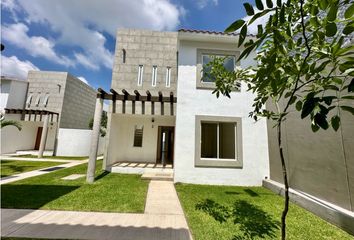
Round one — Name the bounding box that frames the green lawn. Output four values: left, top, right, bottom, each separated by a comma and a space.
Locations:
1, 161, 149, 213
1, 160, 62, 178
15, 155, 88, 160
175, 183, 354, 240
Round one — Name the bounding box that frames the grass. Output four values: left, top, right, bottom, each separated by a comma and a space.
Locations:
175, 183, 354, 240
1, 160, 62, 178
15, 154, 88, 160
1, 160, 149, 213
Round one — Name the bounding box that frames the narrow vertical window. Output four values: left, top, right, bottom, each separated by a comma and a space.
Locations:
35, 93, 41, 107
133, 125, 144, 147
152, 65, 157, 87
137, 65, 143, 86
43, 93, 50, 107
26, 93, 33, 107
122, 49, 126, 63
165, 67, 171, 87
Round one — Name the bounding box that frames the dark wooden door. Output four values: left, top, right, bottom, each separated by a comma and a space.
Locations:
34, 127, 43, 150
156, 126, 175, 166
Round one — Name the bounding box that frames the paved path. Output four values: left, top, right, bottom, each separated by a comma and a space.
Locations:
0, 156, 75, 163
1, 181, 192, 240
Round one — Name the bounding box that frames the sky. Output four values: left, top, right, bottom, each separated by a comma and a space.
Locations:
1, 0, 252, 91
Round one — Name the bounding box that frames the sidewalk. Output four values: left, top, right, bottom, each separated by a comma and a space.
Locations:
1, 181, 192, 240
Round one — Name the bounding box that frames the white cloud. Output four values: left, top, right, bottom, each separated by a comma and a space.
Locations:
1, 55, 39, 80
196, 0, 218, 9
1, 23, 74, 67
77, 76, 89, 85
7, 0, 183, 71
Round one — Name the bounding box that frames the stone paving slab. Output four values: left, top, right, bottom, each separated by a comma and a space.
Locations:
61, 174, 86, 180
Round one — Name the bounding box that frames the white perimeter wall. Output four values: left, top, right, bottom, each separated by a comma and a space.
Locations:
56, 128, 105, 156
106, 114, 175, 166
174, 40, 269, 186
1, 114, 56, 154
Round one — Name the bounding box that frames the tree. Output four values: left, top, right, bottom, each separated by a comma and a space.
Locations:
208, 0, 354, 239
89, 111, 107, 137
0, 113, 22, 131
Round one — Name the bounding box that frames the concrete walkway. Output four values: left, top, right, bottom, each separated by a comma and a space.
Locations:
1, 181, 192, 240
1, 156, 75, 163
0, 160, 88, 185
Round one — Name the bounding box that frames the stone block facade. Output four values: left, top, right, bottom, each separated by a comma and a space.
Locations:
26, 71, 96, 129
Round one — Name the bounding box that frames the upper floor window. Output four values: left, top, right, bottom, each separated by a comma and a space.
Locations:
196, 49, 240, 90
137, 65, 144, 86
43, 93, 49, 107
35, 93, 41, 107
122, 49, 126, 63
133, 125, 144, 147
26, 93, 33, 107
152, 65, 157, 87
165, 67, 171, 88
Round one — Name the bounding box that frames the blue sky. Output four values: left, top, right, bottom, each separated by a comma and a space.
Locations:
1, 0, 250, 91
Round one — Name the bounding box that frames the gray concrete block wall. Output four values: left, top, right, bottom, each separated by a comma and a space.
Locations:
111, 29, 178, 97
26, 71, 67, 115
60, 74, 96, 129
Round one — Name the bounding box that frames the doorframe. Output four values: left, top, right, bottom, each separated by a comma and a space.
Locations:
156, 126, 175, 166
34, 127, 43, 150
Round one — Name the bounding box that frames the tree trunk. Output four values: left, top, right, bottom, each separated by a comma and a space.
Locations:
277, 120, 289, 240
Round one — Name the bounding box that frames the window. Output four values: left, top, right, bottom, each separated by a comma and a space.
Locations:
152, 65, 157, 87
196, 49, 240, 90
133, 125, 144, 147
122, 49, 126, 63
202, 55, 235, 83
165, 67, 171, 87
43, 93, 50, 107
137, 65, 144, 86
195, 115, 242, 168
35, 93, 41, 107
26, 94, 33, 107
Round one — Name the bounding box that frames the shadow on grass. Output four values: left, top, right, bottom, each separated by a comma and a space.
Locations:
1, 185, 80, 209
243, 188, 259, 197
95, 171, 110, 181
196, 199, 279, 240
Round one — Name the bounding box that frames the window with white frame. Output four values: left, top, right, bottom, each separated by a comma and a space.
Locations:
43, 93, 50, 107
152, 65, 157, 87
165, 67, 171, 87
133, 125, 144, 147
26, 93, 33, 107
35, 93, 41, 107
195, 115, 242, 168
137, 65, 144, 86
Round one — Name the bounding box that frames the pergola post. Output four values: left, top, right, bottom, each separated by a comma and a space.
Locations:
86, 97, 104, 183
38, 113, 49, 158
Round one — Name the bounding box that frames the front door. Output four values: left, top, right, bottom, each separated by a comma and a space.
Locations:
156, 126, 174, 166
34, 127, 43, 150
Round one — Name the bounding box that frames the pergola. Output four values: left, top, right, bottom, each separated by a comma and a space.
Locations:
4, 108, 59, 158
86, 88, 177, 183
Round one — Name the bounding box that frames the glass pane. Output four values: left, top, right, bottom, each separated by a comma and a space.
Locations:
223, 56, 235, 71
201, 123, 217, 158
219, 122, 236, 159
202, 55, 214, 82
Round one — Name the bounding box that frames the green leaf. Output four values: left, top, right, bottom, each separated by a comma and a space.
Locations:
257, 24, 263, 37
238, 24, 247, 47
311, 123, 320, 132
225, 19, 245, 32
331, 115, 340, 131
326, 22, 337, 37
266, 0, 273, 8
301, 97, 317, 119
244, 3, 254, 16
296, 100, 303, 111
343, 24, 354, 35
341, 106, 354, 115
314, 113, 329, 130
255, 0, 264, 10
327, 5, 338, 22
342, 95, 354, 100
277, 0, 282, 7
249, 9, 273, 25
319, 0, 328, 10
280, 5, 285, 23
345, 3, 354, 19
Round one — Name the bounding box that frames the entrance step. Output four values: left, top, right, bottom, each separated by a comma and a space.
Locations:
141, 172, 173, 181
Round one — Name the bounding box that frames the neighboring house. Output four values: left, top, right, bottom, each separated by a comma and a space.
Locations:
98, 28, 269, 186
1, 71, 98, 156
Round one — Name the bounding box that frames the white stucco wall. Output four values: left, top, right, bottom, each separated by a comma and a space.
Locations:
174, 40, 269, 186
0, 114, 56, 154
56, 128, 105, 156
0, 79, 28, 110
106, 114, 175, 166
